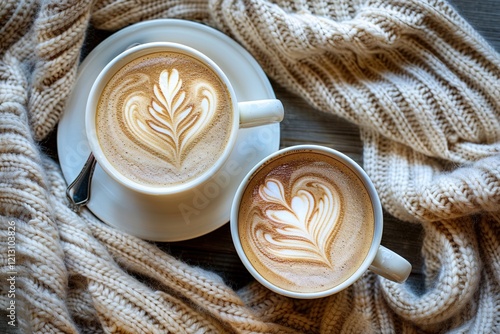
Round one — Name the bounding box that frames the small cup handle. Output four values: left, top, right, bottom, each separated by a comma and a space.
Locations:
238, 100, 284, 128
369, 245, 412, 283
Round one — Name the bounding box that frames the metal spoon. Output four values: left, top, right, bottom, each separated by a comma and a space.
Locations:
66, 153, 97, 212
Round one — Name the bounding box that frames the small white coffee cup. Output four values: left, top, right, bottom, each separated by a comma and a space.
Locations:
86, 42, 283, 196
230, 145, 412, 299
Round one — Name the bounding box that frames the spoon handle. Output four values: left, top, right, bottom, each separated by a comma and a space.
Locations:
66, 153, 97, 212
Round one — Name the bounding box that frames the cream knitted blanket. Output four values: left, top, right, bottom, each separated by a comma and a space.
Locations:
1, 0, 499, 333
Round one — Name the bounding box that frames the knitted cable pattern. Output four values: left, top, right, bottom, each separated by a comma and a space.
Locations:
1, 0, 499, 333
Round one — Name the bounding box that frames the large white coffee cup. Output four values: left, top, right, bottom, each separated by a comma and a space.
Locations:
86, 42, 283, 196
231, 145, 412, 299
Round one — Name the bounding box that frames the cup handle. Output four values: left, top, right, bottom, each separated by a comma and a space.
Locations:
369, 245, 412, 283
238, 100, 284, 128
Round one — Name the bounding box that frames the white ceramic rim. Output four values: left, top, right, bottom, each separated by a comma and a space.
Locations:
58, 18, 280, 241
230, 144, 384, 299
85, 42, 240, 196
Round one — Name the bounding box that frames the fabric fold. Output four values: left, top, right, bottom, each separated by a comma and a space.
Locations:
1, 0, 499, 333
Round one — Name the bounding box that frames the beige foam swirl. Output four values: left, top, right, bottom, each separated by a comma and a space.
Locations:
252, 177, 343, 267
123, 68, 216, 168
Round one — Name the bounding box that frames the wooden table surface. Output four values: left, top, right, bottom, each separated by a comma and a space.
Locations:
3, 1, 497, 332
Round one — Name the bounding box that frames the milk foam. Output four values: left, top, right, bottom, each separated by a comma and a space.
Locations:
238, 152, 374, 293
95, 52, 233, 187
256, 177, 341, 267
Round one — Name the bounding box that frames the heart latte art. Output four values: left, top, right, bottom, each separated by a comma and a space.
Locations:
255, 177, 342, 268
238, 151, 374, 293
96, 51, 233, 187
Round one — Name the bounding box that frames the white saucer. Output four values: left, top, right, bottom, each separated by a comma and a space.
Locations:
57, 19, 280, 241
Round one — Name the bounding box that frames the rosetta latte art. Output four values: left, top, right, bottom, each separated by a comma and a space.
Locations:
124, 69, 216, 168
254, 177, 342, 267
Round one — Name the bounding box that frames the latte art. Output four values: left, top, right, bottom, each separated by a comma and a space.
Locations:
238, 151, 374, 293
124, 69, 217, 168
95, 51, 233, 187
254, 177, 342, 268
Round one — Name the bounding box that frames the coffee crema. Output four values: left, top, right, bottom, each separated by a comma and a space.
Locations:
238, 151, 374, 293
95, 51, 233, 187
